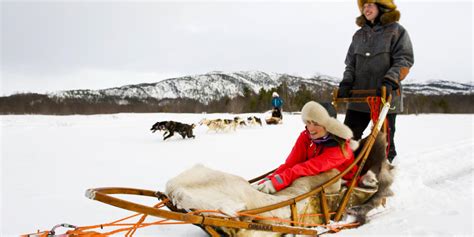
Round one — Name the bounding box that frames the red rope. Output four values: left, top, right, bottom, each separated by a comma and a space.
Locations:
367, 96, 390, 158
367, 97, 381, 124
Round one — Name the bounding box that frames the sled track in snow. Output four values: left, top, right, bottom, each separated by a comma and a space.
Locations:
399, 138, 472, 187
424, 166, 474, 187
402, 138, 472, 165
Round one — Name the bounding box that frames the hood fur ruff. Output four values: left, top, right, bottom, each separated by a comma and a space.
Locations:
301, 101, 353, 140
356, 9, 400, 27
356, 0, 400, 27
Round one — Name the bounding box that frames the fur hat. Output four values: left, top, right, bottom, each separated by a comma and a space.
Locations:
357, 0, 396, 11
356, 0, 400, 27
272, 92, 279, 97
301, 101, 353, 140
319, 102, 337, 119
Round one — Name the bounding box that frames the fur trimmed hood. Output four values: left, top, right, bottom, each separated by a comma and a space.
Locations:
301, 101, 353, 140
356, 0, 400, 27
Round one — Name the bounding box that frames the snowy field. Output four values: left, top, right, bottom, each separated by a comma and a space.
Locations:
1, 112, 473, 236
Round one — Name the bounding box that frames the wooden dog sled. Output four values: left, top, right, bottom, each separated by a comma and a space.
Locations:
265, 116, 282, 125
23, 89, 391, 237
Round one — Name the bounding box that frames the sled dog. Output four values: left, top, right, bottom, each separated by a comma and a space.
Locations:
199, 118, 238, 132
246, 116, 262, 126
150, 121, 196, 140
234, 117, 247, 127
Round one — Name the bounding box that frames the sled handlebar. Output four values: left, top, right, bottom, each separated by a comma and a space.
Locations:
332, 87, 392, 111
332, 87, 391, 102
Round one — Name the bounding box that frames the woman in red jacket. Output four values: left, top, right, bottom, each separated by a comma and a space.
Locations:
253, 101, 358, 194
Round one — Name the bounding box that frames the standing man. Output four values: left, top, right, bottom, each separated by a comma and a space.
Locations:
338, 0, 414, 163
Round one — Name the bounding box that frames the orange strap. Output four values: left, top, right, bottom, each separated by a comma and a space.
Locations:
63, 200, 186, 236
28, 198, 359, 236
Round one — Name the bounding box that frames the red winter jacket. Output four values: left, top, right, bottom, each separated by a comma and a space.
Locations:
269, 130, 358, 191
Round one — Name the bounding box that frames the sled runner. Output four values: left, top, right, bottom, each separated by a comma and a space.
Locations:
23, 88, 391, 237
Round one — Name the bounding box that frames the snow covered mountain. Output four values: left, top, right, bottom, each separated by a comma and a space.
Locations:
49, 71, 472, 104
403, 80, 473, 95
49, 71, 337, 104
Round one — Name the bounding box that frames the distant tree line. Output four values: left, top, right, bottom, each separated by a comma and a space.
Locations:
403, 94, 474, 114
1, 83, 472, 115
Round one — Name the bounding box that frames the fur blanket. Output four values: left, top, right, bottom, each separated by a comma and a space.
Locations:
165, 164, 340, 219
348, 132, 395, 224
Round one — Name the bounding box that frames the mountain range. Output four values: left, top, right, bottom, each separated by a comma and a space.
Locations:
50, 71, 472, 104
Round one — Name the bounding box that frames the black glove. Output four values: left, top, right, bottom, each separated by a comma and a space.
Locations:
338, 82, 352, 98
380, 78, 399, 97
381, 83, 392, 97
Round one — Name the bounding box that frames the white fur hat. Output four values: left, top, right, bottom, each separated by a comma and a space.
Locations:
272, 92, 279, 97
301, 101, 353, 140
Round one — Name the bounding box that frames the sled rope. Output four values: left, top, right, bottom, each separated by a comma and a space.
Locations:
367, 96, 384, 124
30, 202, 358, 236
57, 200, 189, 237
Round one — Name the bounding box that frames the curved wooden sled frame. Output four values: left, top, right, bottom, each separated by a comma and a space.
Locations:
86, 88, 391, 236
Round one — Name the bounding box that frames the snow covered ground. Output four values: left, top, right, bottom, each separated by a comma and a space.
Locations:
1, 112, 473, 236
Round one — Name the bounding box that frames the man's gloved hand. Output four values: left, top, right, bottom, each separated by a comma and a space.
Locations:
252, 180, 276, 194
338, 82, 352, 98
381, 83, 392, 97
380, 78, 399, 97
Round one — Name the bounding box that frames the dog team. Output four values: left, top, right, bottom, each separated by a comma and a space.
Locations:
150, 116, 263, 141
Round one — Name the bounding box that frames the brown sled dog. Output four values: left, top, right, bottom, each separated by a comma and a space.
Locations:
348, 132, 395, 224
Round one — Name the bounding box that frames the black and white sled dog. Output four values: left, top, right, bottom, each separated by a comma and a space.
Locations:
348, 132, 395, 224
234, 116, 247, 127
199, 118, 239, 132
246, 116, 262, 126
150, 121, 196, 141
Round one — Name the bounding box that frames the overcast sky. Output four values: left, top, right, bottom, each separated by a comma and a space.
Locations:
1, 0, 473, 95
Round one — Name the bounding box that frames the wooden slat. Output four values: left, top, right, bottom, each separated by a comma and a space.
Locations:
320, 190, 330, 224
290, 203, 298, 226
247, 168, 276, 183
204, 226, 220, 237
351, 89, 377, 95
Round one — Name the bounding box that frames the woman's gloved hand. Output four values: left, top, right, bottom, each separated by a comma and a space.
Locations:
251, 179, 276, 194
